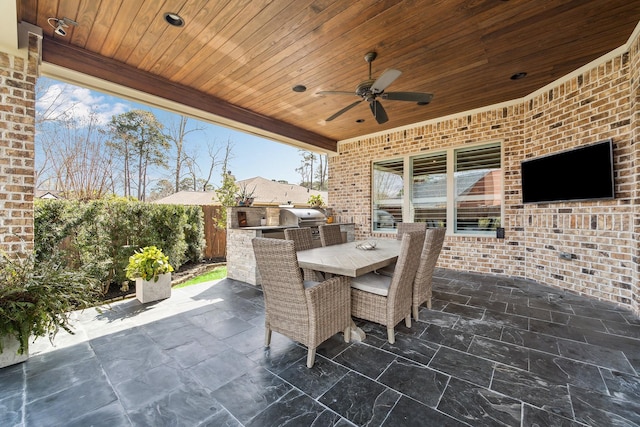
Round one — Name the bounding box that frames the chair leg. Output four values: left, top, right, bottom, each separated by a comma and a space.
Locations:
387, 327, 395, 344
405, 315, 411, 328
344, 326, 351, 343
412, 304, 419, 321
427, 298, 432, 309
306, 348, 316, 368
264, 327, 272, 346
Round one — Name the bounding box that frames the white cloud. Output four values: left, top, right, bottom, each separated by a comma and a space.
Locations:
36, 81, 129, 126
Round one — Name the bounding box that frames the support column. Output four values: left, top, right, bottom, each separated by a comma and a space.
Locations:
629, 30, 640, 316
0, 33, 39, 254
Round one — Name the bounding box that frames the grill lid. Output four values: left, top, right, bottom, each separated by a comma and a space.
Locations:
279, 208, 327, 226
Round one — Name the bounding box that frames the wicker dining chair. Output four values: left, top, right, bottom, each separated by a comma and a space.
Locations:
350, 230, 425, 344
319, 223, 343, 247
252, 237, 351, 368
412, 227, 446, 320
284, 227, 324, 281
376, 222, 428, 276
395, 222, 427, 240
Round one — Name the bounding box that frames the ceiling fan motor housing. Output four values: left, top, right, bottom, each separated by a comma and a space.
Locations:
356, 79, 377, 99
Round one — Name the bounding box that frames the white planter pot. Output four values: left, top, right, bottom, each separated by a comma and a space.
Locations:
0, 335, 28, 368
136, 272, 172, 303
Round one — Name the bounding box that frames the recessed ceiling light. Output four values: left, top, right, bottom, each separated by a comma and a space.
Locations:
164, 13, 184, 27
292, 85, 307, 92
510, 72, 527, 80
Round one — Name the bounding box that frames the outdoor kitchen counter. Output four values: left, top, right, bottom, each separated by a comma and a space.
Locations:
238, 225, 293, 230
226, 222, 355, 286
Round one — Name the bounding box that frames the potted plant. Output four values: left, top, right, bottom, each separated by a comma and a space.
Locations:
308, 194, 324, 209
0, 251, 101, 368
235, 183, 256, 206
125, 246, 174, 303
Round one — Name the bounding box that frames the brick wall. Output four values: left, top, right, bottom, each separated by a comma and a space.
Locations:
522, 51, 635, 311
0, 35, 38, 254
629, 31, 640, 315
331, 33, 639, 314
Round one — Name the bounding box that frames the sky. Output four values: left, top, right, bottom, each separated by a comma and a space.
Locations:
35, 77, 309, 188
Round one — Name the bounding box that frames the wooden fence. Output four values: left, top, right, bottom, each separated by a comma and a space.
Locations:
201, 205, 227, 259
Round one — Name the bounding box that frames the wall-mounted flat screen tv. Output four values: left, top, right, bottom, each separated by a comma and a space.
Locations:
521, 139, 614, 204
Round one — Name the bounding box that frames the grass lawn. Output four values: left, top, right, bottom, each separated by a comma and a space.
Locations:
174, 266, 227, 289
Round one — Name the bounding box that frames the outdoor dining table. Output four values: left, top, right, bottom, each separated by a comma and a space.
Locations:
296, 238, 403, 278
296, 238, 403, 341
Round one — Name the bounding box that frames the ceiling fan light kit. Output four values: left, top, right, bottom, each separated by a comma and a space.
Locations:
318, 52, 434, 124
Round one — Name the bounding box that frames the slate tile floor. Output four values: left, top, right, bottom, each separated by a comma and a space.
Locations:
1, 269, 639, 426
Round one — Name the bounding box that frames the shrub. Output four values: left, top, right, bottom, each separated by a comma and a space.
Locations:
34, 198, 205, 294
184, 206, 205, 263
0, 251, 102, 355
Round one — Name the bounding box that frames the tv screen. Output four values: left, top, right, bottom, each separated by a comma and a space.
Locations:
521, 140, 614, 204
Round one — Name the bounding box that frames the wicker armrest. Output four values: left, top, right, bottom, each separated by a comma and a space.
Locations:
305, 275, 351, 330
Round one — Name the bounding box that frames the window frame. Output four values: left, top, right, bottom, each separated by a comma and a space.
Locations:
371, 140, 503, 236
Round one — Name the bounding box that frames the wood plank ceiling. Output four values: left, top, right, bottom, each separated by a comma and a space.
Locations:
18, 0, 640, 152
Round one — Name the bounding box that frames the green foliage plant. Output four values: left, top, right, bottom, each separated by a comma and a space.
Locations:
235, 182, 256, 206
0, 251, 102, 355
125, 246, 174, 282
308, 194, 324, 207
215, 171, 239, 228
184, 206, 205, 263
35, 198, 204, 290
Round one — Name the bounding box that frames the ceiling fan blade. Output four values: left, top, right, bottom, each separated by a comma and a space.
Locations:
371, 69, 402, 94
381, 92, 434, 103
370, 100, 389, 124
326, 100, 362, 121
316, 91, 355, 96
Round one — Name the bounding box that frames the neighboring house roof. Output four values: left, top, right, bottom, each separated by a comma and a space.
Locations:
35, 190, 61, 199
237, 176, 327, 206
152, 177, 327, 207
152, 191, 219, 206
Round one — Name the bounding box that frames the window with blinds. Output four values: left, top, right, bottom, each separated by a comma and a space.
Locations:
373, 159, 403, 231
454, 143, 502, 234
412, 152, 447, 228
371, 141, 502, 235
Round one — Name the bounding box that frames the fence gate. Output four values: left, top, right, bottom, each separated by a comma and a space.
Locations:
201, 205, 226, 259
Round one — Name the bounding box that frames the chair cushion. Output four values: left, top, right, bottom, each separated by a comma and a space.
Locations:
375, 263, 396, 277
350, 272, 391, 296
303, 280, 321, 289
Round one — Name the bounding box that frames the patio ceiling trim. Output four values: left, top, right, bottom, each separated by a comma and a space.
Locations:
40, 37, 337, 153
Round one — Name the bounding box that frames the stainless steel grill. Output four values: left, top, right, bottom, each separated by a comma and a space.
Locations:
279, 208, 327, 245
279, 208, 327, 228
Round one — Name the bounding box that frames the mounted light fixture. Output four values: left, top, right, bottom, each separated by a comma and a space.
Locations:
164, 13, 185, 27
510, 72, 527, 80
47, 17, 78, 37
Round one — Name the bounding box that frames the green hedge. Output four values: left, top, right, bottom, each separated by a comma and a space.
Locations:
34, 198, 205, 293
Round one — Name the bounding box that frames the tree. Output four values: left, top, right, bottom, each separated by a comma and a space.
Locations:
315, 154, 328, 191
165, 116, 205, 193
106, 110, 170, 201
35, 81, 115, 200
214, 141, 237, 228
296, 150, 328, 190
199, 138, 226, 191
148, 179, 175, 201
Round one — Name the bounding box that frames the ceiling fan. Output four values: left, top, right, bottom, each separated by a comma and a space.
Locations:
317, 52, 433, 124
